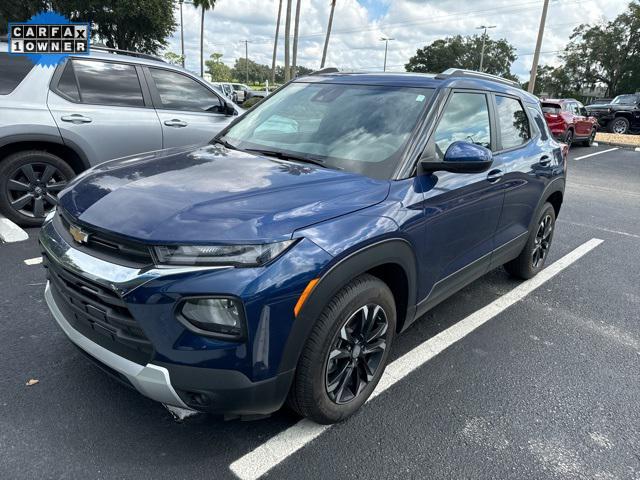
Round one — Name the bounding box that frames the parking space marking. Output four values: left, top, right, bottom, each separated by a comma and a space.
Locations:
559, 220, 640, 240
0, 216, 29, 243
574, 147, 618, 161
24, 257, 43, 265
229, 238, 604, 480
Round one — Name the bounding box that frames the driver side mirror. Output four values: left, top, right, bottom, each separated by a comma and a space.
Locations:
420, 141, 493, 174
223, 100, 238, 116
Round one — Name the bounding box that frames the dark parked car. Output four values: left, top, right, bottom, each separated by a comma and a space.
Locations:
586, 93, 640, 134
40, 69, 566, 424
541, 99, 598, 147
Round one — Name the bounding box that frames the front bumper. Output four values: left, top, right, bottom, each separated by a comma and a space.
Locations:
45, 281, 190, 409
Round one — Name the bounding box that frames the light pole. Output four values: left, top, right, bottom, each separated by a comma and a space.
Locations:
380, 37, 394, 72
476, 25, 496, 72
528, 0, 550, 93
241, 40, 252, 84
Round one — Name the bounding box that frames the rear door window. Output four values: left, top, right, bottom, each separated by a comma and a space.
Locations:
541, 103, 561, 115
71, 59, 145, 107
495, 95, 531, 150
0, 53, 35, 94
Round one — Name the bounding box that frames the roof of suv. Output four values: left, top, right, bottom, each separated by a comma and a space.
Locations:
296, 70, 538, 105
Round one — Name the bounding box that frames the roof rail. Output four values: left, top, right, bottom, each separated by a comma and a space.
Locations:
90, 45, 166, 63
311, 67, 340, 75
436, 68, 520, 88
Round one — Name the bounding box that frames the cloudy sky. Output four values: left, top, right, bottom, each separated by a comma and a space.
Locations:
166, 0, 631, 81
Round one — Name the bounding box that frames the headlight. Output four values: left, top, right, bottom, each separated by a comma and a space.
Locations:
178, 297, 245, 339
153, 240, 296, 267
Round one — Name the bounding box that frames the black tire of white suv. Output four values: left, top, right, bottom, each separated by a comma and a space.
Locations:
0, 150, 75, 227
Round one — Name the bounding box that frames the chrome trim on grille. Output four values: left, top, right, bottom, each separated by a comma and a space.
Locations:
39, 217, 230, 296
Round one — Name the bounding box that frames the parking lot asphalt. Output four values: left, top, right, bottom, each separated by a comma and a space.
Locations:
1, 145, 639, 480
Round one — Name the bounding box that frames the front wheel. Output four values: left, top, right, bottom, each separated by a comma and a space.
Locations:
287, 274, 396, 424
609, 117, 630, 135
505, 203, 556, 280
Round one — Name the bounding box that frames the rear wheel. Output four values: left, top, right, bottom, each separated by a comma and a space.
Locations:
564, 129, 574, 148
609, 117, 630, 135
581, 128, 597, 147
287, 274, 396, 424
505, 203, 556, 280
0, 151, 74, 227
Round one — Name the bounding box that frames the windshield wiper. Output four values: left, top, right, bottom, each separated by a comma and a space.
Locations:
212, 137, 238, 150
244, 148, 326, 168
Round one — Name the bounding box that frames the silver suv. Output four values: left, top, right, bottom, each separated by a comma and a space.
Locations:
0, 45, 241, 226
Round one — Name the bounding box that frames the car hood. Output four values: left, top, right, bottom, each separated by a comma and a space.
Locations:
587, 103, 634, 111
57, 145, 390, 244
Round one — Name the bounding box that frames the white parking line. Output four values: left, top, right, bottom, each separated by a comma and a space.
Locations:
229, 238, 604, 480
24, 257, 43, 265
574, 147, 618, 161
0, 216, 28, 243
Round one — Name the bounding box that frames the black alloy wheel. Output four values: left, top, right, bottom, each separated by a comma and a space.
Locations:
565, 129, 573, 148
6, 162, 68, 219
325, 304, 389, 405
532, 213, 553, 269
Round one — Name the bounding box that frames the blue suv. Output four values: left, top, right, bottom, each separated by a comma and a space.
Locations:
40, 69, 566, 424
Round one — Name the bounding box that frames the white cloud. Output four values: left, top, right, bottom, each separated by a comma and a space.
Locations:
165, 0, 630, 80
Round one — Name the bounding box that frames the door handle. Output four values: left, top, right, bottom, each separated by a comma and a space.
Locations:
61, 114, 92, 124
486, 169, 503, 183
164, 119, 188, 128
539, 155, 551, 166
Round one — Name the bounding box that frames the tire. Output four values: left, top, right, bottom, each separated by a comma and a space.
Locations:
287, 273, 396, 424
580, 128, 597, 147
504, 203, 556, 280
609, 117, 630, 135
0, 150, 75, 227
564, 129, 574, 148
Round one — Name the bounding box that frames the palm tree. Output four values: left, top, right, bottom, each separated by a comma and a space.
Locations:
193, 0, 217, 77
291, 0, 302, 78
284, 0, 292, 82
271, 0, 283, 84
320, 0, 336, 68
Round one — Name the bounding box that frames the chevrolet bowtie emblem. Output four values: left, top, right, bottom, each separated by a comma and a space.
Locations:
69, 224, 89, 244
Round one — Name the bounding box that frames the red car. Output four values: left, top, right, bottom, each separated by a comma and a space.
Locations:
541, 99, 599, 147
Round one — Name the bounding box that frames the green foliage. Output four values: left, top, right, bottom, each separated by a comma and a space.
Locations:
163, 51, 184, 65
561, 2, 640, 96
522, 65, 578, 98
1, 0, 176, 54
405, 34, 518, 79
206, 53, 233, 81
231, 58, 272, 84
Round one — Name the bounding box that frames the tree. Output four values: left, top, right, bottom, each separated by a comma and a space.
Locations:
291, 0, 301, 78
1, 0, 176, 54
205, 53, 232, 81
193, 0, 217, 77
320, 0, 336, 68
522, 65, 577, 97
560, 2, 640, 96
0, 1, 48, 35
271, 0, 283, 84
405, 34, 517, 80
163, 51, 184, 65
284, 0, 292, 82
231, 58, 270, 84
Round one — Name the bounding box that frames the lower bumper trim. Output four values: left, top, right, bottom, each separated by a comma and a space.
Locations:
45, 282, 191, 410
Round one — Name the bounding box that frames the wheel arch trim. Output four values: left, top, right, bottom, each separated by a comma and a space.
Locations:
277, 238, 418, 374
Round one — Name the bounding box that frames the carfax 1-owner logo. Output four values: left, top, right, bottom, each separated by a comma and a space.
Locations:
7, 12, 90, 67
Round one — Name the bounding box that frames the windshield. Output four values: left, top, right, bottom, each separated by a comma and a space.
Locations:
220, 82, 435, 179
611, 94, 639, 105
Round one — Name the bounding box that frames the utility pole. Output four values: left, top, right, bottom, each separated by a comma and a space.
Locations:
380, 37, 394, 72
241, 40, 251, 84
179, 0, 185, 66
476, 25, 496, 72
528, 0, 550, 93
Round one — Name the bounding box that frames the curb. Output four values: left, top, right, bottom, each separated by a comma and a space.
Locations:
594, 140, 640, 150
0, 216, 29, 243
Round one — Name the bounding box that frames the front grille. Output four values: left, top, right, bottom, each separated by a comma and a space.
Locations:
57, 210, 154, 267
43, 253, 153, 365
